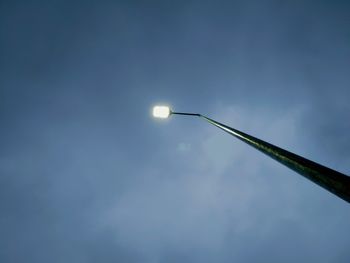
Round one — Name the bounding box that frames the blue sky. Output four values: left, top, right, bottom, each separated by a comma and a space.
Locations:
1, 1, 350, 262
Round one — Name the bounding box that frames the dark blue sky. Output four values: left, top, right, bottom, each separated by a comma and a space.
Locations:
1, 1, 350, 262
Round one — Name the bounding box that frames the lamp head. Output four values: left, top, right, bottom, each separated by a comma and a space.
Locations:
153, 105, 171, 119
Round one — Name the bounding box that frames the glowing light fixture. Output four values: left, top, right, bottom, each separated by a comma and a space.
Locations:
153, 106, 171, 118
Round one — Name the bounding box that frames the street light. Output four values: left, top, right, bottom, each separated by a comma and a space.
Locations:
152, 105, 350, 203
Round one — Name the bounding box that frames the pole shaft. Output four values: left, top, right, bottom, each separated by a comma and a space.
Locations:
201, 115, 350, 203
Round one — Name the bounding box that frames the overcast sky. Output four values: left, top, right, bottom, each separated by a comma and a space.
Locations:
1, 1, 350, 262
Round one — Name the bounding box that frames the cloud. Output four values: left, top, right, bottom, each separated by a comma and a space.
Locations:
176, 142, 192, 153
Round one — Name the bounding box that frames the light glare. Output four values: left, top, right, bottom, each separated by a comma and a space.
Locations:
153, 106, 171, 118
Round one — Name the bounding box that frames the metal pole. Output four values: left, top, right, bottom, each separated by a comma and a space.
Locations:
171, 112, 350, 203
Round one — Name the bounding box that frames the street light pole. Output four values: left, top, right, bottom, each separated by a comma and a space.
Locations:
154, 106, 350, 203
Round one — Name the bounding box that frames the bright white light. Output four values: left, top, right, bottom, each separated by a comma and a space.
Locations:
153, 106, 171, 118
